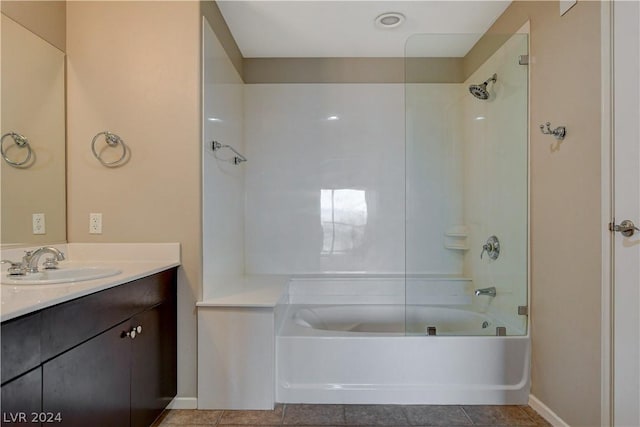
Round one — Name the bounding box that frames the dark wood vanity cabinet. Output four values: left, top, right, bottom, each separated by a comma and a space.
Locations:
1, 268, 177, 427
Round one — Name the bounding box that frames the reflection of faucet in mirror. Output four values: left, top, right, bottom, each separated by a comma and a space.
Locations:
25, 247, 65, 273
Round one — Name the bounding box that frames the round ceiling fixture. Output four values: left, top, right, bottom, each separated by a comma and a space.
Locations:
375, 12, 405, 29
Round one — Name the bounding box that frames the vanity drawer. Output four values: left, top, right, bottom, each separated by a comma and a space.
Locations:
40, 269, 176, 360
1, 312, 42, 384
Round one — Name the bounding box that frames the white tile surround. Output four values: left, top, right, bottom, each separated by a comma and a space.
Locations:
244, 84, 408, 275
205, 74, 527, 316
202, 19, 245, 299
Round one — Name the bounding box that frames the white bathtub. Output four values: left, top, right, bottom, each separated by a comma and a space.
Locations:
291, 304, 502, 336
276, 280, 530, 405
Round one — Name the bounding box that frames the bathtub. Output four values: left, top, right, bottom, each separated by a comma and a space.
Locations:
276, 277, 530, 405
291, 304, 503, 335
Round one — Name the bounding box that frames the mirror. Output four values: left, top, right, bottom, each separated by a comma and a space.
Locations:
1, 13, 66, 245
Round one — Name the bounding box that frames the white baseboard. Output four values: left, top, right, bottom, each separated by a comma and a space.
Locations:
529, 394, 570, 427
167, 397, 198, 410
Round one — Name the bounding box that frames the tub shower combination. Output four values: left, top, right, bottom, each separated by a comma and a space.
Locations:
199, 27, 530, 408
276, 276, 530, 405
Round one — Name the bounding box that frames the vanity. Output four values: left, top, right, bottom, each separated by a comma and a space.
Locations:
0, 243, 180, 427
1, 6, 180, 426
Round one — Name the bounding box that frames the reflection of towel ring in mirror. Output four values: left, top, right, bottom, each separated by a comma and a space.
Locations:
1, 132, 33, 167
91, 131, 128, 167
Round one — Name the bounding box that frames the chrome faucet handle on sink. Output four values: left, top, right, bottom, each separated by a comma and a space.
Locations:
1, 259, 27, 276
42, 257, 61, 270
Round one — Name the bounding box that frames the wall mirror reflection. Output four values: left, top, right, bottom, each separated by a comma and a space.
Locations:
1, 12, 66, 245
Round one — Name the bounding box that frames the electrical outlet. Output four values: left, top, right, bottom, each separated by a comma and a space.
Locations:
89, 213, 102, 234
32, 213, 46, 234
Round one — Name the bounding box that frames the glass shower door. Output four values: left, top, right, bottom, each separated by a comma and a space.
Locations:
404, 32, 529, 336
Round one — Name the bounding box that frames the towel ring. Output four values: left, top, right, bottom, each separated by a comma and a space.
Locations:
91, 131, 128, 167
1, 132, 33, 167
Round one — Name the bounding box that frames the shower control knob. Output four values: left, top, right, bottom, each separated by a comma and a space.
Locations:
481, 235, 500, 260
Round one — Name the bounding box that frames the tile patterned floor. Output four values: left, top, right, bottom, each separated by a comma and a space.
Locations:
152, 404, 551, 427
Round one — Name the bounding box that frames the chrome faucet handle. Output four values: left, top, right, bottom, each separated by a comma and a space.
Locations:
1, 260, 27, 276
480, 243, 489, 259
42, 257, 60, 270
480, 236, 500, 260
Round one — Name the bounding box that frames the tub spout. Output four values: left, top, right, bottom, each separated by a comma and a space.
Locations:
474, 286, 496, 297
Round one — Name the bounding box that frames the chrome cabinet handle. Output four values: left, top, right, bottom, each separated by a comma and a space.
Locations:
610, 219, 640, 237
123, 325, 142, 340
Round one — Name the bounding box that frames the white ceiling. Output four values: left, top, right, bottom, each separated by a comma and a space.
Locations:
217, 1, 512, 58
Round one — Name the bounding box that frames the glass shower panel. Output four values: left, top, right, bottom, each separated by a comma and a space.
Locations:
404, 33, 529, 336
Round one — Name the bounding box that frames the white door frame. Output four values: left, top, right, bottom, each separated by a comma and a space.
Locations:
600, 1, 612, 425
605, 1, 640, 425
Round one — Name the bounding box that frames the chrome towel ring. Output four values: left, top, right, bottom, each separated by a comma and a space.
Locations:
1, 132, 33, 167
91, 131, 128, 167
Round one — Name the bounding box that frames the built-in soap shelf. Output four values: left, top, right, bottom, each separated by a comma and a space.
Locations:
444, 225, 469, 250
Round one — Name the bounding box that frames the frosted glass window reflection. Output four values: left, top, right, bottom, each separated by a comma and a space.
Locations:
321, 189, 368, 254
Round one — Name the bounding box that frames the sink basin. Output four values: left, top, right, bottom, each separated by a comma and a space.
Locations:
1, 267, 122, 285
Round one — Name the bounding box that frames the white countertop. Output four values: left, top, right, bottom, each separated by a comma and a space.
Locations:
1, 243, 180, 322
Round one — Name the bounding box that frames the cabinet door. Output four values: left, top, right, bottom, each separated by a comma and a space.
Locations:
1, 313, 41, 385
130, 298, 177, 427
1, 368, 42, 427
42, 321, 131, 427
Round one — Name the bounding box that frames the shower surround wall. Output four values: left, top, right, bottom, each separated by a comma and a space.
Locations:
243, 84, 410, 275
231, 79, 524, 280
405, 84, 465, 277
202, 18, 245, 298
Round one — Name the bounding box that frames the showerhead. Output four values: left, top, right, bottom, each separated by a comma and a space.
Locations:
469, 73, 497, 100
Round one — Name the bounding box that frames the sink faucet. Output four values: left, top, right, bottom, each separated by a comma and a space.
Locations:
474, 286, 497, 297
26, 247, 65, 273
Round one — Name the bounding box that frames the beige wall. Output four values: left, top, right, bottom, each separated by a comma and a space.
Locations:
201, 0, 243, 78
482, 2, 602, 425
244, 57, 466, 84
0, 1, 65, 52
66, 1, 201, 398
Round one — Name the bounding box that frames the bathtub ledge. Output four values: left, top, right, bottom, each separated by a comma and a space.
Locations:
197, 275, 288, 308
